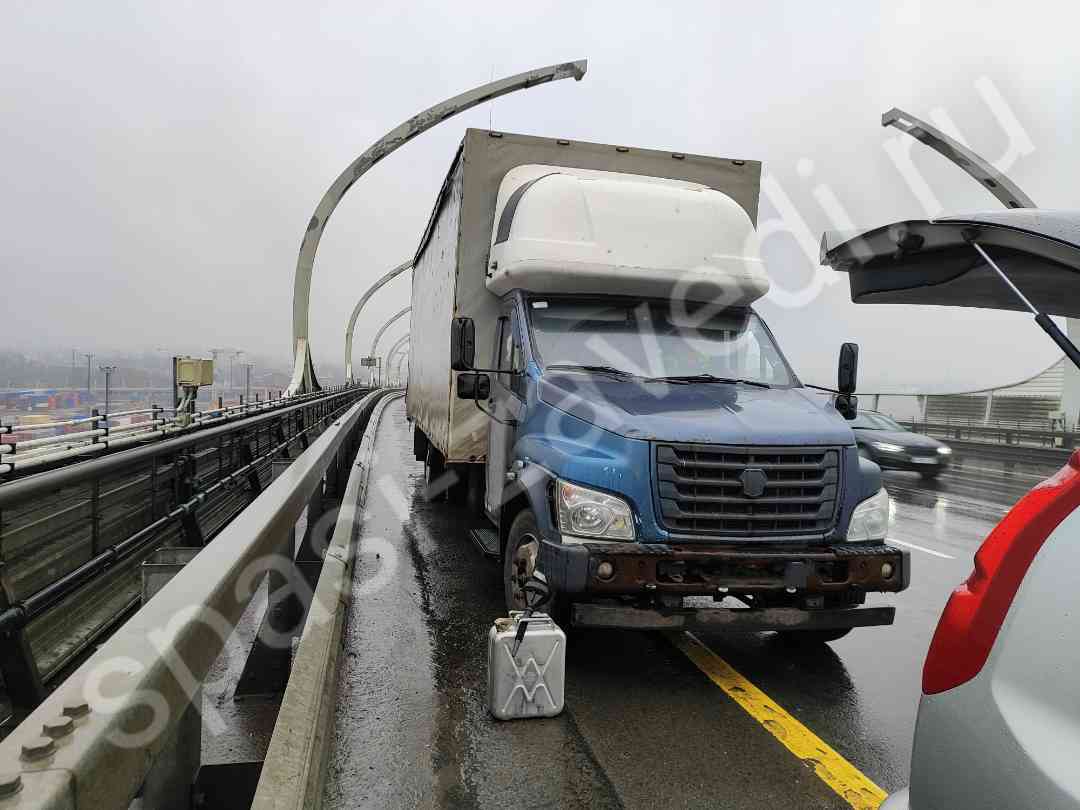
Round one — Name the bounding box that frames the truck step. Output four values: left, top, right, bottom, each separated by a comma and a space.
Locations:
470, 528, 500, 559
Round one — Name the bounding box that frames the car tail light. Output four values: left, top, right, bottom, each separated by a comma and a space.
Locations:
923, 450, 1080, 695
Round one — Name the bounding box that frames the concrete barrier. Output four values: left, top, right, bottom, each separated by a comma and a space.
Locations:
0, 389, 391, 809
251, 392, 402, 810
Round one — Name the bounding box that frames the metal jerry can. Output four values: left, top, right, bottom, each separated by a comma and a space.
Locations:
486, 611, 566, 720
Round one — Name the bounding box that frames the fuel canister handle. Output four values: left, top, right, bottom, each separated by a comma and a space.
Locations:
511, 571, 553, 657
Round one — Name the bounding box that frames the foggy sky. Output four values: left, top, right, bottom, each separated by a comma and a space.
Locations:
3, 0, 1078, 392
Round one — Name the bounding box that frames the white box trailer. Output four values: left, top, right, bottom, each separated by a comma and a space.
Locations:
406, 128, 762, 464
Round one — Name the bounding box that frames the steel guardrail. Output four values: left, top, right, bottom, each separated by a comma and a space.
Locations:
0, 390, 365, 636
0, 386, 366, 491
0, 386, 371, 713
902, 419, 1077, 452
251, 391, 401, 810
898, 419, 1075, 468
0, 388, 393, 808
941, 438, 1070, 469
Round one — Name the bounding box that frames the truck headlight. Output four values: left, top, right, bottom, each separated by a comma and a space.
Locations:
871, 441, 904, 453
556, 480, 634, 540
846, 487, 890, 542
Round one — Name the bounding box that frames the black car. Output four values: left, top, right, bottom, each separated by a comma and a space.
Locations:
851, 411, 952, 479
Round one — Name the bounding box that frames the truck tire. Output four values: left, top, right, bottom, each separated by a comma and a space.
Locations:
466, 464, 485, 515
776, 628, 852, 645
438, 463, 473, 506
413, 426, 429, 462
425, 445, 446, 499
503, 510, 570, 626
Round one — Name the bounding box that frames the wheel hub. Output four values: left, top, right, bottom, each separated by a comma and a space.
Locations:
511, 533, 539, 609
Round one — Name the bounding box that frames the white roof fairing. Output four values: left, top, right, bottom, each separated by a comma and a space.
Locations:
486, 165, 770, 305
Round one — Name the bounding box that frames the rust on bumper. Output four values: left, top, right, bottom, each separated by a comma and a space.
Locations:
539, 540, 909, 596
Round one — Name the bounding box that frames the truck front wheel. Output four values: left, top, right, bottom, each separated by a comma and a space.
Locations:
503, 510, 569, 625
504, 510, 541, 612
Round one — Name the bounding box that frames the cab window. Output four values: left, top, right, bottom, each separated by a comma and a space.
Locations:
497, 312, 526, 397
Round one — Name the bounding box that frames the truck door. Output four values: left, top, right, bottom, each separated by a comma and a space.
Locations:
485, 304, 526, 520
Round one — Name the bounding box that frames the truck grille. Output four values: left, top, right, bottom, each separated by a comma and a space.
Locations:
655, 444, 841, 537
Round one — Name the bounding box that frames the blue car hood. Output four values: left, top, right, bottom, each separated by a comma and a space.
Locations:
538, 372, 855, 446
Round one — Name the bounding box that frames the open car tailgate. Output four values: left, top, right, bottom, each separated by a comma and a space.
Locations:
821, 210, 1080, 318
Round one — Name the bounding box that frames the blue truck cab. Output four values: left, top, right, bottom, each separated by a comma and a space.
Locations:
406, 130, 908, 639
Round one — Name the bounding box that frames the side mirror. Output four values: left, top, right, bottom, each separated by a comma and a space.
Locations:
450, 317, 476, 372
838, 342, 858, 394
836, 393, 858, 420
836, 342, 859, 420
456, 372, 490, 401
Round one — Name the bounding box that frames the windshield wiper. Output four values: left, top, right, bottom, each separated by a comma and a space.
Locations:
545, 364, 638, 379
645, 373, 771, 388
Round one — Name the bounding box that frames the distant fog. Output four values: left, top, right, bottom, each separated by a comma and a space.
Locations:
3, 1, 1076, 393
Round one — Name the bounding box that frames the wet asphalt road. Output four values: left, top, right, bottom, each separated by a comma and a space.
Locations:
324, 401, 1061, 809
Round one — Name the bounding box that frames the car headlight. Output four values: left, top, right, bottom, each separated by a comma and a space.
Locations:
846, 487, 890, 542
937, 446, 952, 455
871, 441, 904, 453
556, 479, 634, 540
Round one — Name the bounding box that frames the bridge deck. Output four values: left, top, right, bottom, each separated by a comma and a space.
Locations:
322, 398, 1055, 809
0, 393, 1055, 808
327, 399, 985, 808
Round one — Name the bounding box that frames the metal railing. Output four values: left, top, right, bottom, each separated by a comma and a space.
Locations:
0, 387, 355, 478
0, 388, 392, 808
902, 419, 1077, 450
0, 386, 369, 717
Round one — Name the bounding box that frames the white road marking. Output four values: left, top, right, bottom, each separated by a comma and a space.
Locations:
888, 538, 955, 559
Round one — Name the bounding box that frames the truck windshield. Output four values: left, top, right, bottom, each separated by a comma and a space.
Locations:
527, 298, 796, 387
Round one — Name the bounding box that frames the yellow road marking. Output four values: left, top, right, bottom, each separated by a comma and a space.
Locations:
671, 631, 888, 810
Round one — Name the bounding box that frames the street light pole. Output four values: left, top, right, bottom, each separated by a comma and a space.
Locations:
384, 334, 410, 389
370, 306, 411, 361
98, 366, 117, 420
230, 350, 244, 400
82, 353, 93, 400
288, 59, 588, 396
344, 260, 412, 383
209, 348, 226, 403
